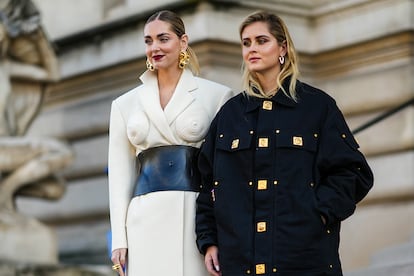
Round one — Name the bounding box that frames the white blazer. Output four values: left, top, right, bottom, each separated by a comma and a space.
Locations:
108, 68, 233, 250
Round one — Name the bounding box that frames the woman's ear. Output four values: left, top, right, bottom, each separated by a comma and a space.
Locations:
280, 40, 287, 56
180, 34, 189, 51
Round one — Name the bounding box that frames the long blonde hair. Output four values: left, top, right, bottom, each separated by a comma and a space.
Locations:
240, 11, 299, 100
146, 10, 200, 75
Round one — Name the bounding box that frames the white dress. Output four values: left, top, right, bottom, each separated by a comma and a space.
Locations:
108, 69, 233, 275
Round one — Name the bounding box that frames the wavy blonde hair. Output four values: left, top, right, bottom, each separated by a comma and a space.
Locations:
146, 10, 200, 75
240, 11, 299, 100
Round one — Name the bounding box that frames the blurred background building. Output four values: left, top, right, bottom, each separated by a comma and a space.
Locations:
13, 0, 414, 274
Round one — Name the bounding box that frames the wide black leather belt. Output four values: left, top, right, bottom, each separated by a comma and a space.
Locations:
133, 145, 201, 196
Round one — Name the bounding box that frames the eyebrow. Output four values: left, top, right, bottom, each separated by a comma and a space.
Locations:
242, 35, 270, 40
144, 32, 171, 39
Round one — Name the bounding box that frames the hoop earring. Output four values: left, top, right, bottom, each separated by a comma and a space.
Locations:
279, 55, 285, 65
179, 51, 190, 69
146, 58, 154, 71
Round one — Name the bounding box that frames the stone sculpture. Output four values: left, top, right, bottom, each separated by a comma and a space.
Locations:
0, 0, 73, 264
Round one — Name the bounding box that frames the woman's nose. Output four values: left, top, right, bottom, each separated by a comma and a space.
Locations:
151, 42, 160, 51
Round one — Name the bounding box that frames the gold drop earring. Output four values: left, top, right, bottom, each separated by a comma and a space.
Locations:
146, 58, 155, 71
178, 51, 190, 69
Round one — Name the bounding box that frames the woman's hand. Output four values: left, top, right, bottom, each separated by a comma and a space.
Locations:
111, 248, 127, 276
205, 245, 222, 276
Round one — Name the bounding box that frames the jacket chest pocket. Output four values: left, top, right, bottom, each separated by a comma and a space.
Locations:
214, 131, 253, 180
276, 130, 318, 151
275, 130, 318, 164
216, 131, 253, 152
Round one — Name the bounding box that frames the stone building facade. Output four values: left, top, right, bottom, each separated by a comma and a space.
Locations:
15, 0, 414, 274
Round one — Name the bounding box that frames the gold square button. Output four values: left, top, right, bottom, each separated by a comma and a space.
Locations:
256, 264, 265, 274
258, 138, 268, 147
293, 136, 303, 146
258, 180, 267, 190
231, 139, 239, 149
257, 222, 266, 232
262, 100, 273, 110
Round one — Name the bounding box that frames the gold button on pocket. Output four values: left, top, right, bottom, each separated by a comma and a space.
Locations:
231, 139, 239, 149
293, 136, 303, 146
258, 138, 269, 147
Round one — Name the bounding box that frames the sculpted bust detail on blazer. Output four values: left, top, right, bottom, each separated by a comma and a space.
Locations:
116, 68, 232, 153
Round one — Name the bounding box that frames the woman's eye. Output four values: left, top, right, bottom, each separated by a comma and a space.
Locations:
160, 38, 169, 43
242, 41, 251, 47
258, 38, 267, 44
144, 39, 152, 45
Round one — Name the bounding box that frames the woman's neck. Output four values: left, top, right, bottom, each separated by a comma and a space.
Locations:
157, 67, 182, 90
157, 67, 183, 109
256, 68, 280, 96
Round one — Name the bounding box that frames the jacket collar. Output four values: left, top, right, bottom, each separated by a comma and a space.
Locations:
245, 78, 300, 113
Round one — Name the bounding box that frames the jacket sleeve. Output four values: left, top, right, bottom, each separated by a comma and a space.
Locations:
196, 115, 219, 255
108, 100, 136, 251
315, 102, 374, 225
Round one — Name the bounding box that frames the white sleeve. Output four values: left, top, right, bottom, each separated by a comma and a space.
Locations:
108, 100, 136, 250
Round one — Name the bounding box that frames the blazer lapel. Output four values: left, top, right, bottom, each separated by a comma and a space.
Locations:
138, 71, 176, 142
164, 69, 197, 125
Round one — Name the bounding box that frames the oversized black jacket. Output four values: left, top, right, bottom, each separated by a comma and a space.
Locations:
196, 81, 374, 276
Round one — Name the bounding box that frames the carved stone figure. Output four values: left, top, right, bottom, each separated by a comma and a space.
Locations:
0, 0, 73, 264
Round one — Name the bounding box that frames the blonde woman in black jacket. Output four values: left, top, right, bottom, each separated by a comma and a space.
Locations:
196, 11, 373, 276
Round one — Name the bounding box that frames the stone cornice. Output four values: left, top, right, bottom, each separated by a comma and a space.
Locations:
301, 30, 414, 79
43, 39, 241, 106
45, 30, 414, 106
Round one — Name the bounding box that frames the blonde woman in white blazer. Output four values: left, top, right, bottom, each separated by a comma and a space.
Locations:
108, 10, 233, 276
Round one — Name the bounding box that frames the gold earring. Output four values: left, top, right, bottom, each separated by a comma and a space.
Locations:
178, 51, 190, 69
146, 58, 154, 71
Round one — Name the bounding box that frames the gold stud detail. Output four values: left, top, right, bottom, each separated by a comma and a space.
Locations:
219, 134, 224, 138
256, 264, 265, 274
257, 222, 266, 232
214, 181, 219, 186
273, 180, 278, 185
258, 138, 269, 147
231, 139, 239, 149
249, 130, 254, 134
342, 134, 346, 138
275, 129, 280, 134
293, 136, 303, 146
258, 180, 267, 190
262, 100, 273, 110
